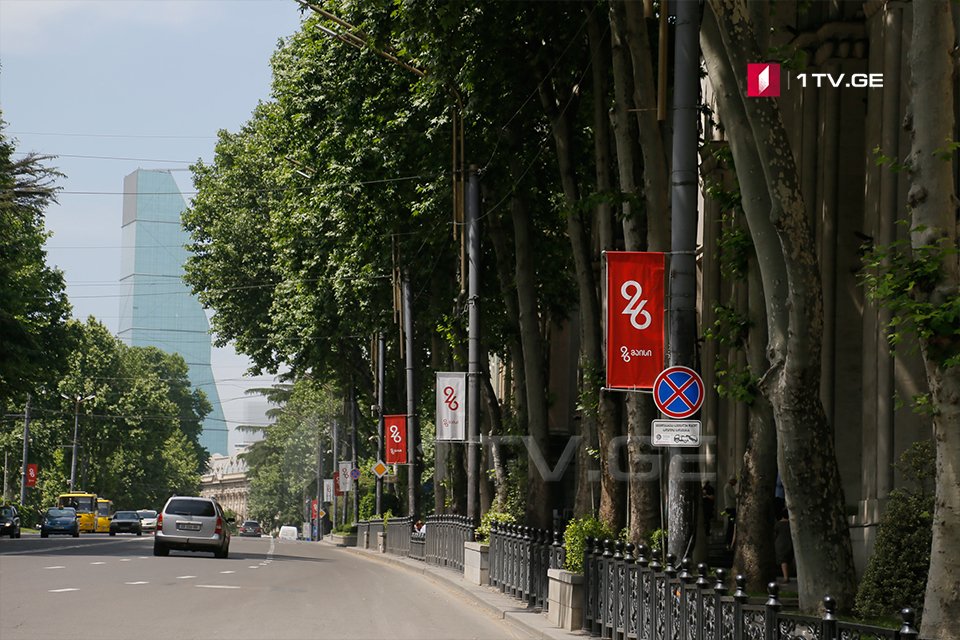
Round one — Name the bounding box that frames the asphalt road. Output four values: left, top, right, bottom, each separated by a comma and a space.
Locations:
0, 534, 529, 640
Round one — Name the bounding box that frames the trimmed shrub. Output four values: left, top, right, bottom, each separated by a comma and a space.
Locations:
563, 516, 616, 574
855, 441, 934, 624
475, 510, 516, 543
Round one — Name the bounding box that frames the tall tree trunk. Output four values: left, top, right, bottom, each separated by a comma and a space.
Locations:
732, 257, 778, 591
907, 3, 960, 636
704, 2, 856, 610
511, 182, 552, 529
609, 0, 662, 542
539, 71, 622, 529
480, 349, 509, 510
621, 0, 670, 252
587, 3, 625, 530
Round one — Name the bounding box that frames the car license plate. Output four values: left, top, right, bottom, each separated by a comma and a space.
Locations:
177, 522, 201, 531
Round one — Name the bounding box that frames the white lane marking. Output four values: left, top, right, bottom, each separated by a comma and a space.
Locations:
176, 575, 196, 579
45, 566, 65, 570
219, 570, 235, 574
120, 558, 131, 562
125, 581, 149, 585
195, 585, 240, 589
248, 566, 259, 569
49, 588, 79, 593
138, 556, 148, 559
90, 561, 106, 565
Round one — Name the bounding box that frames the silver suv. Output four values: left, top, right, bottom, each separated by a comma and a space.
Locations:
153, 496, 233, 558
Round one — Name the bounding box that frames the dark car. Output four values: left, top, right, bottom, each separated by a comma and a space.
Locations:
109, 510, 142, 536
0, 505, 20, 538
238, 520, 262, 537
41, 507, 80, 538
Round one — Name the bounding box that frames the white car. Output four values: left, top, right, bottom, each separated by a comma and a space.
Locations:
278, 525, 298, 541
137, 509, 158, 532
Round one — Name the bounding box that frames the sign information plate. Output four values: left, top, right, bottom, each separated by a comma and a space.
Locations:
652, 420, 701, 447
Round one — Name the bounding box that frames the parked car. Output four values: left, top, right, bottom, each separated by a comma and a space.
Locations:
0, 505, 20, 538
238, 520, 263, 537
153, 496, 233, 558
137, 509, 158, 532
278, 525, 298, 541
109, 511, 142, 536
41, 507, 80, 538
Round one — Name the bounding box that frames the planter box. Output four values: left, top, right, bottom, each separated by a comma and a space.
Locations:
547, 568, 584, 630
463, 541, 489, 585
329, 533, 357, 547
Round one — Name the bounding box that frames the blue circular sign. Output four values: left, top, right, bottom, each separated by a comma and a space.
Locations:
653, 366, 704, 419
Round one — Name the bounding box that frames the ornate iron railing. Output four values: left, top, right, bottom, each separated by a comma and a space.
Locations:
487, 522, 566, 612
579, 537, 920, 640
424, 514, 474, 571
354, 515, 472, 570
385, 515, 414, 556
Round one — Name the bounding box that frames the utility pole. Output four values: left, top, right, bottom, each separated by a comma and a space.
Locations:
402, 274, 420, 518
63, 393, 95, 492
332, 419, 339, 528
667, 0, 701, 560
350, 387, 358, 524
20, 394, 30, 505
466, 166, 480, 523
376, 332, 385, 515
316, 423, 323, 540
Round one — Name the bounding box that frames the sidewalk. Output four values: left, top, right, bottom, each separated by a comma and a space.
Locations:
323, 538, 583, 640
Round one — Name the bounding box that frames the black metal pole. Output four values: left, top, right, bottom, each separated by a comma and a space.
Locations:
466, 166, 480, 522
403, 274, 419, 518
376, 332, 385, 515
667, 0, 700, 560
350, 387, 358, 524
20, 394, 30, 505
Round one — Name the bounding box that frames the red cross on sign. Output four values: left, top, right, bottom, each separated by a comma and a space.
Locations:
653, 366, 704, 419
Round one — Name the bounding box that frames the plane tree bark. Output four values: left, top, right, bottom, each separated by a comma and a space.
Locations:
703, 1, 856, 610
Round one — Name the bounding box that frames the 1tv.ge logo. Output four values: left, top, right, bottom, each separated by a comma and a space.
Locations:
748, 62, 884, 97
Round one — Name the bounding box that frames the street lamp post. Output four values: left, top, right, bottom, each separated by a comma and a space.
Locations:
62, 393, 95, 491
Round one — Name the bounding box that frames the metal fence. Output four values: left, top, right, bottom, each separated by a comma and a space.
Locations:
424, 514, 474, 571
488, 522, 566, 612
580, 537, 920, 640
354, 515, 470, 568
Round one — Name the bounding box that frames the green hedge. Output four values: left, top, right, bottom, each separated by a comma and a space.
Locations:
563, 516, 616, 574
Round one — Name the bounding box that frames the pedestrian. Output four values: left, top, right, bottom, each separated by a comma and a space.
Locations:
774, 473, 786, 514
723, 477, 738, 548
775, 509, 793, 583
701, 481, 716, 535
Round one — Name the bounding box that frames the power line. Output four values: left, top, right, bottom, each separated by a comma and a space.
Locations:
7, 131, 216, 140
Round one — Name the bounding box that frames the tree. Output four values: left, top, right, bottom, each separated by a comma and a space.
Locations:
860, 2, 959, 635
0, 119, 72, 406
701, 1, 857, 609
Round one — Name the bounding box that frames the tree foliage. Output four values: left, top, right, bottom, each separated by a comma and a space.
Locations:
0, 119, 72, 405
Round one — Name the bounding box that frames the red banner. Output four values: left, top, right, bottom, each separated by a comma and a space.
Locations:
384, 414, 408, 464
26, 463, 38, 488
606, 252, 665, 389
333, 473, 343, 496
311, 499, 318, 519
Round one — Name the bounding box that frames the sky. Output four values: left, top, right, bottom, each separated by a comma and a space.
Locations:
0, 0, 306, 453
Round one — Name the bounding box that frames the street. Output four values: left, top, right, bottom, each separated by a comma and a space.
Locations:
0, 535, 529, 640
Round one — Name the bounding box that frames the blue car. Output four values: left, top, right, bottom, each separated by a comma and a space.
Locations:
41, 507, 80, 538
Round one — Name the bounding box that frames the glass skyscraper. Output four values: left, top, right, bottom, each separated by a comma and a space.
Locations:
118, 169, 228, 455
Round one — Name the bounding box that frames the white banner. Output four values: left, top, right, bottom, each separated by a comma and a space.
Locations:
323, 479, 334, 503
436, 372, 466, 441
338, 461, 353, 491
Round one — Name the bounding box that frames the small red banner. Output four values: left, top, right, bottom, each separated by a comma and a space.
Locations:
606, 252, 665, 389
26, 463, 38, 488
333, 473, 342, 496
384, 414, 408, 464
311, 499, 318, 519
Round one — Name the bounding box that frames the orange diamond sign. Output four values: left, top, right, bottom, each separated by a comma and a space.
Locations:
372, 461, 388, 478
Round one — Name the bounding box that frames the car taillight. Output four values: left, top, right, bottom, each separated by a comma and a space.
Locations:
157, 513, 163, 528
215, 516, 223, 535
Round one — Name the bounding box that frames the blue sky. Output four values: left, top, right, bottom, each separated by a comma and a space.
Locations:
1, 0, 306, 450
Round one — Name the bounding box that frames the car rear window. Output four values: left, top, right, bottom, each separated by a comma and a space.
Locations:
165, 499, 216, 517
